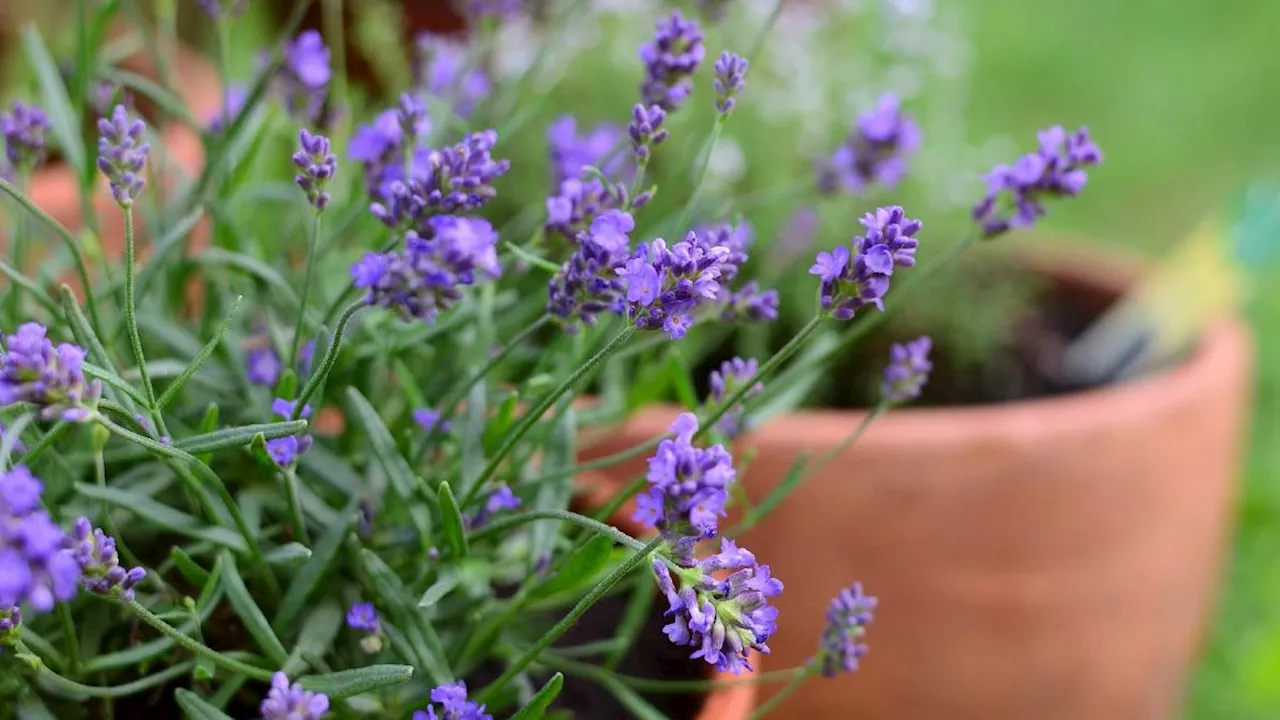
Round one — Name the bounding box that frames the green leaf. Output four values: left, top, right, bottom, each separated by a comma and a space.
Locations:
346, 388, 432, 547
196, 404, 220, 464
74, 483, 248, 552
106, 69, 201, 130
135, 207, 205, 300
417, 570, 461, 610
665, 348, 699, 411
82, 362, 150, 406
532, 535, 614, 599
504, 241, 562, 274
220, 552, 289, 666
265, 542, 312, 568
360, 549, 453, 686
437, 482, 469, 558
0, 258, 59, 316
21, 26, 85, 175
156, 296, 244, 409
509, 673, 564, 720
460, 380, 489, 498
274, 495, 360, 631
483, 390, 519, 455
175, 420, 309, 455
297, 665, 415, 699
284, 601, 343, 677
529, 405, 576, 570
194, 248, 299, 304
589, 672, 673, 720
392, 359, 428, 409
168, 546, 210, 587
175, 689, 235, 720
60, 286, 128, 409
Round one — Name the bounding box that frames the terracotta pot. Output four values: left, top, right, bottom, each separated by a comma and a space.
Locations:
579, 474, 759, 719
580, 248, 1254, 720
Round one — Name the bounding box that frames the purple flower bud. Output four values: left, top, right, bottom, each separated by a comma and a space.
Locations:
260, 672, 330, 720
68, 518, 146, 600
1, 323, 102, 422
413, 408, 452, 435
277, 31, 331, 124
809, 206, 921, 321
547, 115, 630, 184
414, 681, 492, 720
0, 466, 81, 612
470, 485, 522, 529
1, 101, 52, 175
711, 51, 748, 115
882, 336, 932, 403
416, 35, 491, 120
0, 605, 20, 645
96, 105, 150, 207
265, 397, 313, 468
639, 11, 706, 112
346, 601, 381, 633
705, 357, 763, 438
818, 582, 877, 676
294, 129, 338, 211
628, 104, 669, 162
817, 93, 920, 196
973, 125, 1102, 238
194, 0, 247, 20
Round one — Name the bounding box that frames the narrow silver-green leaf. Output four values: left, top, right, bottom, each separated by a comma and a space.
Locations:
195, 248, 299, 303
346, 388, 431, 547
531, 535, 613, 599
360, 549, 453, 686
74, 483, 248, 552
220, 552, 289, 666
284, 601, 343, 677
60, 286, 128, 409
509, 673, 564, 720
168, 546, 210, 587
297, 665, 415, 699
0, 259, 59, 316
589, 672, 673, 720
176, 420, 309, 455
460, 380, 488, 499
437, 482, 469, 558
156, 296, 244, 409
274, 495, 360, 631
529, 404, 576, 570
417, 571, 461, 610
265, 542, 312, 568
175, 689, 236, 720
82, 362, 150, 406
21, 26, 85, 174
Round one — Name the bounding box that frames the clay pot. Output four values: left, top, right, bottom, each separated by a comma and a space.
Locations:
581, 248, 1253, 720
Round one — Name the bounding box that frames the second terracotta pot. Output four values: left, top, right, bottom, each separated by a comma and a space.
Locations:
581, 250, 1253, 720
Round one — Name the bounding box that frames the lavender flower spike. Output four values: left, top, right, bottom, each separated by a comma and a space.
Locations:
68, 518, 147, 600
629, 104, 669, 162
547, 210, 633, 330
634, 413, 736, 546
260, 672, 330, 720
706, 357, 763, 438
639, 11, 706, 112
882, 336, 932, 403
809, 206, 921, 321
817, 93, 920, 196
294, 129, 338, 211
413, 681, 492, 720
96, 104, 150, 207
279, 31, 331, 124
1, 323, 102, 422
1, 101, 52, 175
817, 582, 877, 676
973, 125, 1103, 237
617, 231, 732, 340
712, 51, 748, 115
0, 466, 81, 612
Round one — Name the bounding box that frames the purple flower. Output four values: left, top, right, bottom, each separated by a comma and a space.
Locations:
639, 11, 706, 112
547, 211, 633, 330
299, 340, 317, 376
0, 605, 19, 645
817, 93, 920, 196
882, 336, 932, 403
635, 413, 736, 544
706, 358, 762, 438
652, 538, 782, 674
627, 104, 669, 162
294, 129, 337, 211
208, 84, 248, 134
278, 31, 331, 124
817, 582, 877, 676
720, 282, 778, 324
544, 177, 640, 243
353, 98, 432, 203
346, 601, 381, 633
1, 101, 52, 175
711, 51, 748, 115
260, 672, 330, 720
246, 347, 283, 387
67, 518, 146, 600
416, 35, 491, 119
194, 0, 247, 20
973, 125, 1103, 237
616, 232, 731, 340
96, 105, 150, 207
383, 130, 509, 217
1, 323, 102, 422
90, 81, 131, 119
470, 485, 521, 528
413, 681, 492, 720
266, 398, 313, 467
352, 216, 502, 324
808, 206, 921, 321
547, 115, 628, 184
413, 408, 453, 435
0, 466, 81, 613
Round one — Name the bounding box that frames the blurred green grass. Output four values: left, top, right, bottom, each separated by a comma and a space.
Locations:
962, 0, 1280, 716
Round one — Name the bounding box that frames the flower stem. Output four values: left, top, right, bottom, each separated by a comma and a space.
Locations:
123, 208, 165, 436
291, 212, 323, 370
466, 508, 649, 551
473, 536, 663, 704
458, 325, 637, 509
545, 652, 802, 693
745, 664, 819, 720
292, 300, 364, 420
322, 0, 348, 104
527, 433, 664, 487
56, 604, 81, 676
674, 117, 725, 234
124, 598, 276, 681
17, 639, 195, 698
6, 178, 28, 320
282, 467, 311, 546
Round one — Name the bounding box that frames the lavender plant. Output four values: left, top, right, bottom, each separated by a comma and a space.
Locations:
0, 1, 1100, 718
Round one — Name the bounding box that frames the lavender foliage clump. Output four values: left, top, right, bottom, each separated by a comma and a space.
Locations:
352, 216, 501, 323
1, 101, 52, 175
279, 31, 331, 124
973, 125, 1103, 237
294, 129, 338, 211
260, 672, 330, 720
809, 206, 921, 320
712, 51, 748, 114
639, 11, 706, 112
96, 104, 150, 207
0, 466, 80, 612
547, 210, 632, 329
817, 582, 877, 676
413, 681, 492, 720
266, 398, 313, 467
67, 518, 146, 600
882, 336, 932, 403
706, 357, 762, 438
0, 323, 102, 422
817, 93, 920, 196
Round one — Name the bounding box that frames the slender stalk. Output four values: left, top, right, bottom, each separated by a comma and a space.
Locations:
292, 301, 364, 419
56, 604, 81, 676
674, 117, 726, 234
18, 422, 71, 466
747, 0, 787, 64
0, 177, 103, 336
282, 467, 311, 546
745, 664, 819, 720
458, 325, 637, 509
123, 208, 165, 435
217, 21, 233, 131
124, 599, 276, 681
473, 536, 663, 704
323, 0, 348, 104
466, 508, 649, 551
17, 640, 194, 699
291, 213, 323, 369
546, 652, 803, 693
19, 630, 66, 671
7, 178, 28, 320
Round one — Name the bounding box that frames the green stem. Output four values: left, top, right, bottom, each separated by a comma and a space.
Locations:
459, 325, 637, 509
123, 208, 163, 435
0, 177, 103, 337
674, 118, 725, 234
7, 178, 28, 320
526, 433, 663, 487
746, 0, 787, 64
547, 652, 802, 693
323, 0, 348, 105
217, 20, 233, 131
282, 467, 311, 546
292, 300, 363, 419
124, 599, 276, 681
473, 536, 663, 704
20, 421, 71, 466
56, 604, 81, 676
745, 664, 819, 720
18, 640, 194, 699
590, 476, 646, 523
291, 212, 323, 369
19, 630, 67, 671
467, 508, 649, 551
